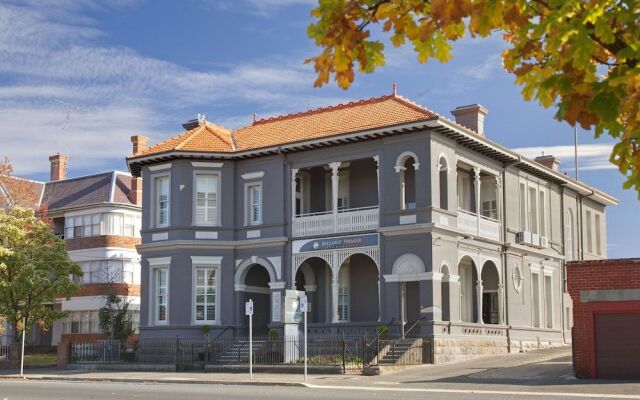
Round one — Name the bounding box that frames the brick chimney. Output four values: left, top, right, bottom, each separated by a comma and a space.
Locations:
534, 155, 561, 171
451, 104, 488, 136
128, 177, 142, 206
130, 135, 149, 155
49, 154, 67, 181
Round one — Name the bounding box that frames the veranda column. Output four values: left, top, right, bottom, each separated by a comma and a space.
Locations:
448, 274, 461, 322
329, 162, 341, 232
374, 156, 381, 322
496, 175, 502, 241
498, 282, 505, 325
476, 279, 484, 324
331, 277, 339, 323
474, 167, 481, 236
291, 168, 299, 236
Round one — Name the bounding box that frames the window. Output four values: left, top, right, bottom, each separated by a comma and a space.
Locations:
155, 176, 170, 227
195, 174, 218, 225
64, 214, 100, 239
564, 210, 574, 261
586, 211, 593, 253
194, 268, 217, 322
480, 177, 498, 219
337, 171, 349, 210
595, 214, 602, 256
544, 274, 553, 328
519, 183, 526, 230
528, 187, 538, 234
401, 158, 416, 210
338, 265, 350, 321
154, 268, 168, 324
247, 184, 262, 225
438, 157, 448, 210
519, 181, 550, 237
457, 172, 472, 212
63, 310, 139, 334
531, 271, 541, 328
539, 191, 546, 236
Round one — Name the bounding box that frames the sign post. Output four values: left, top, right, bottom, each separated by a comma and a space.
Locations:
245, 299, 254, 381
20, 317, 25, 378
299, 295, 308, 381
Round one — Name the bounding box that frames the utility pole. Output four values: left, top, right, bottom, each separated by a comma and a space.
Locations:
574, 125, 579, 180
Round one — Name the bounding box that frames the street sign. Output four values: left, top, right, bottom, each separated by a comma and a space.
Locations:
299, 296, 307, 312
245, 300, 254, 316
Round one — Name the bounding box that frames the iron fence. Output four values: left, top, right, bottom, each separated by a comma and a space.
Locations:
0, 344, 9, 360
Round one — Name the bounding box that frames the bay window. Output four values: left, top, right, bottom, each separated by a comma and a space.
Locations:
155, 175, 170, 227
247, 183, 262, 225
154, 268, 168, 324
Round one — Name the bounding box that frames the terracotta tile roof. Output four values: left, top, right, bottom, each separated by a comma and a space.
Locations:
137, 122, 234, 156
131, 94, 438, 158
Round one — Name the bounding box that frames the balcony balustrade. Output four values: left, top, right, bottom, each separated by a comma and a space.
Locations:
457, 208, 500, 241
293, 206, 379, 237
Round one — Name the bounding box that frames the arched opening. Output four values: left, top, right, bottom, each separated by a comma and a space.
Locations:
337, 254, 379, 323
458, 256, 478, 323
242, 264, 271, 335
438, 157, 449, 210
481, 261, 500, 324
441, 265, 451, 322
400, 156, 417, 210
294, 257, 332, 323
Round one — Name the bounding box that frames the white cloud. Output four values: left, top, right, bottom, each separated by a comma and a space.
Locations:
460, 54, 502, 80
513, 143, 617, 172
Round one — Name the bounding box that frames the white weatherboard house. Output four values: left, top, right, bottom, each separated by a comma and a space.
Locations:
126, 92, 616, 363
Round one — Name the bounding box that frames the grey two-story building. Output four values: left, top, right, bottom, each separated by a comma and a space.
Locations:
126, 93, 617, 362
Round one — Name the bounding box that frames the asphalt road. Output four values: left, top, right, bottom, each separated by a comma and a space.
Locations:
1, 380, 639, 400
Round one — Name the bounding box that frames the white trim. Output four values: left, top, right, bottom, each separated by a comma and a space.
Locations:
191, 162, 223, 168
190, 256, 223, 265
383, 272, 433, 283
149, 163, 172, 171
395, 151, 420, 171
147, 257, 172, 266
195, 231, 218, 240
152, 232, 168, 241
193, 171, 221, 227
109, 171, 117, 203
243, 285, 271, 294
150, 265, 170, 326
152, 172, 171, 228
268, 281, 286, 290
241, 171, 265, 180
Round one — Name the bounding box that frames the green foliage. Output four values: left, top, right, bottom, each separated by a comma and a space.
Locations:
377, 325, 389, 340
308, 0, 640, 193
268, 328, 279, 340
0, 207, 82, 341
98, 294, 135, 343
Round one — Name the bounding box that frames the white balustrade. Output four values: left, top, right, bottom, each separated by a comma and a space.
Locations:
293, 206, 379, 237
457, 209, 500, 241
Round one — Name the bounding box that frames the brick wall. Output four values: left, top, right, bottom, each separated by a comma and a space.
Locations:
567, 258, 640, 378
74, 283, 141, 297
65, 235, 140, 251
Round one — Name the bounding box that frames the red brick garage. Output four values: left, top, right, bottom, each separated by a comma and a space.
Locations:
568, 258, 640, 379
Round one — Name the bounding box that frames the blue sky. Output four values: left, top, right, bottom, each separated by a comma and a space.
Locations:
0, 0, 637, 257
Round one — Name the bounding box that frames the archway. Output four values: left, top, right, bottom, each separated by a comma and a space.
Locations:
441, 265, 451, 322
241, 264, 271, 335
336, 254, 379, 323
481, 261, 500, 324
458, 256, 478, 323
294, 257, 332, 323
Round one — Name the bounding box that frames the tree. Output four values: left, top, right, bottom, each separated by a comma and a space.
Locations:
98, 294, 135, 343
0, 157, 41, 211
307, 0, 640, 192
0, 207, 82, 342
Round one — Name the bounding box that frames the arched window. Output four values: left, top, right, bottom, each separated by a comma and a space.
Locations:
395, 152, 419, 210
438, 156, 449, 210
565, 209, 574, 261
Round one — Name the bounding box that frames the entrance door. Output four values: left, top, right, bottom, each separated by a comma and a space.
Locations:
594, 312, 640, 379
482, 292, 499, 324
400, 281, 420, 336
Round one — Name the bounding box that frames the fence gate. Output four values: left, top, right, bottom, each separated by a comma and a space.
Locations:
176, 340, 206, 371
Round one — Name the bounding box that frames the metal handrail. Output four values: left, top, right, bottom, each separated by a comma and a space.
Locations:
337, 205, 378, 213
404, 317, 426, 338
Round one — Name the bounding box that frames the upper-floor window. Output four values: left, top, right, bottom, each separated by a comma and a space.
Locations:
595, 214, 602, 256
564, 209, 575, 261
438, 156, 449, 210
155, 176, 170, 227
337, 171, 350, 210
65, 212, 141, 239
519, 181, 549, 237
586, 210, 593, 253
400, 157, 417, 210
195, 174, 218, 225
74, 259, 140, 284
247, 183, 262, 225
457, 171, 473, 212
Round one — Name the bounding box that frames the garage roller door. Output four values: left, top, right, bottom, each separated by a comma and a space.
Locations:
594, 312, 640, 379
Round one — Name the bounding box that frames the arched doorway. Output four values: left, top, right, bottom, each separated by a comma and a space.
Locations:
336, 254, 379, 323
241, 264, 271, 335
441, 265, 451, 322
294, 257, 332, 323
481, 261, 500, 324
458, 256, 478, 323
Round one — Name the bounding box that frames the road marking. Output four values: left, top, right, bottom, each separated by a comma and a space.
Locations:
302, 384, 640, 399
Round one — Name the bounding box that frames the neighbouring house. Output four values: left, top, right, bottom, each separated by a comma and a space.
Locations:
0, 154, 143, 346
126, 91, 617, 363
567, 258, 640, 380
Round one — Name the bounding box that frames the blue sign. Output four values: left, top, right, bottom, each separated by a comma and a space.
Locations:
294, 233, 379, 253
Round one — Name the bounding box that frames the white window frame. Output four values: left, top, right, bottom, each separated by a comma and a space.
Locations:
191, 256, 222, 325
586, 210, 593, 254
148, 257, 171, 326
564, 209, 574, 261
519, 179, 550, 238
595, 213, 602, 256
245, 182, 263, 226
530, 265, 542, 328
193, 172, 220, 226
152, 174, 171, 228
543, 268, 554, 329
337, 264, 350, 322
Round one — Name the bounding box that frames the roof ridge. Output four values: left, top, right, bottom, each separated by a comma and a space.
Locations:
392, 94, 439, 116
204, 122, 233, 146
174, 125, 205, 151
246, 94, 397, 128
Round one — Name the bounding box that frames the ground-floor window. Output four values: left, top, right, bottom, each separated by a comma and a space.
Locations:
532, 271, 541, 327
63, 309, 139, 334
154, 268, 168, 324
194, 267, 217, 323
338, 265, 350, 322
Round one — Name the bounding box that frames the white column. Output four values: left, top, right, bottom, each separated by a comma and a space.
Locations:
400, 282, 406, 338
329, 162, 341, 231
496, 175, 502, 240
474, 167, 481, 236
331, 277, 339, 323
476, 279, 484, 324
498, 282, 505, 325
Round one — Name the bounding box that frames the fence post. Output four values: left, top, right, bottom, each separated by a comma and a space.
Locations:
341, 332, 346, 374
175, 338, 179, 369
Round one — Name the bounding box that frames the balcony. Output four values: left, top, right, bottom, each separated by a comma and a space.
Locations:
293, 206, 379, 237
457, 209, 500, 241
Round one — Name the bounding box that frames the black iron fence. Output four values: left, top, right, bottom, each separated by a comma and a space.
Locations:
69, 334, 433, 372
0, 344, 9, 360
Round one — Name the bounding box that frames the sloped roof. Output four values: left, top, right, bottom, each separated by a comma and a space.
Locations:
136, 122, 234, 157
0, 176, 44, 209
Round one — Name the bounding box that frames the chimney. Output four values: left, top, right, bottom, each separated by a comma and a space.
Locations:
49, 154, 67, 181
128, 177, 143, 206
534, 155, 561, 171
451, 104, 489, 136
131, 135, 149, 155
